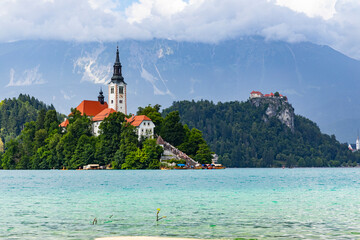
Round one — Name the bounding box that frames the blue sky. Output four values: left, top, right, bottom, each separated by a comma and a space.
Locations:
0, 0, 360, 59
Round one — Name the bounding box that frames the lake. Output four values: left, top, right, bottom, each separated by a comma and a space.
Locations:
1, 168, 360, 239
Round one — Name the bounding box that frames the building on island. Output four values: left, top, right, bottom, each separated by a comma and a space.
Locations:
60, 47, 155, 139
108, 47, 127, 114
126, 115, 155, 140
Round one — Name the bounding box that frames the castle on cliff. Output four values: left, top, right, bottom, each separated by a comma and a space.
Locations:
60, 47, 155, 140
250, 91, 288, 101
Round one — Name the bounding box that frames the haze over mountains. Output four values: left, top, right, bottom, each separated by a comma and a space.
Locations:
0, 37, 359, 143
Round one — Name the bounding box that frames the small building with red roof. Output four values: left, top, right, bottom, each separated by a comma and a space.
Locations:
250, 91, 263, 98
126, 115, 155, 140
92, 108, 117, 136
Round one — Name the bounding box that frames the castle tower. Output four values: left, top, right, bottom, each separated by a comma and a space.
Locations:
108, 46, 127, 114
356, 131, 360, 151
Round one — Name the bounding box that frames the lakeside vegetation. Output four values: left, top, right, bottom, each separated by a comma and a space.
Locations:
0, 94, 58, 144
163, 100, 360, 167
0, 96, 211, 169
1, 95, 359, 169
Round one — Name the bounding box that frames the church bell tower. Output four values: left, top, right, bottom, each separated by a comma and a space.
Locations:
108, 46, 127, 115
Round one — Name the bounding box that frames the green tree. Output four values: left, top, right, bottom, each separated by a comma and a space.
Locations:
160, 111, 185, 147
0, 137, 4, 152
112, 126, 138, 169
34, 129, 48, 150
2, 139, 21, 169
297, 157, 306, 167
179, 126, 207, 158
46, 133, 62, 169
142, 139, 164, 169
121, 139, 163, 170
194, 143, 212, 164
122, 149, 146, 169
36, 109, 46, 130
263, 148, 274, 167
44, 110, 60, 133
19, 121, 36, 156
96, 112, 127, 164
70, 135, 96, 169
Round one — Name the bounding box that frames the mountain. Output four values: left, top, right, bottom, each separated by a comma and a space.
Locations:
0, 38, 359, 142
163, 99, 359, 168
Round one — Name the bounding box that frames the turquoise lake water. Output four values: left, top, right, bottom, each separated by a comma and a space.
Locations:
1, 168, 360, 239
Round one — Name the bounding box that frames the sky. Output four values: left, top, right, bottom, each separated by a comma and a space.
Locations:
0, 0, 360, 59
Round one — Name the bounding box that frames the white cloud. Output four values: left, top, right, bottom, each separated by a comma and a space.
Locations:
275, 0, 337, 20
126, 0, 187, 23
60, 90, 75, 100
1, 0, 360, 58
73, 44, 112, 84
7, 65, 46, 87
189, 78, 200, 94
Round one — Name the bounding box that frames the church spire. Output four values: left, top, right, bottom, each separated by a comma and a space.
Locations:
115, 46, 120, 64
111, 46, 125, 84
98, 87, 104, 105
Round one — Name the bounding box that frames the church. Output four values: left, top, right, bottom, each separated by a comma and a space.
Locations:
60, 47, 155, 140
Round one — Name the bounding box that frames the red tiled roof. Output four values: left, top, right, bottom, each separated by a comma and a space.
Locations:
59, 119, 69, 128
126, 115, 152, 127
92, 108, 116, 122
251, 91, 263, 95
76, 100, 108, 117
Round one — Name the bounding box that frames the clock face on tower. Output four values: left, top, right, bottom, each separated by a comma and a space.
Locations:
119, 94, 123, 98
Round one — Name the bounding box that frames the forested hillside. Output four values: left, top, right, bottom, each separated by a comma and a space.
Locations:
0, 103, 212, 169
0, 94, 57, 144
163, 100, 360, 167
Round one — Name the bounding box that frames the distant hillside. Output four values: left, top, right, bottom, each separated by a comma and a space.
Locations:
0, 94, 60, 144
1, 38, 360, 142
163, 99, 360, 167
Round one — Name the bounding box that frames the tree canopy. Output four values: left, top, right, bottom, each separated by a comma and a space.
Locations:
163, 100, 360, 167
0, 94, 61, 144
0, 99, 213, 169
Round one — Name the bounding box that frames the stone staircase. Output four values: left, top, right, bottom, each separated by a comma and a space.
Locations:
156, 136, 199, 167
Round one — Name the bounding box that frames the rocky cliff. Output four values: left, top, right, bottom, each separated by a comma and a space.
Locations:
250, 97, 295, 132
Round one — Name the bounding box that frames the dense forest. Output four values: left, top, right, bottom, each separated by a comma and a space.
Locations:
0, 100, 212, 169
163, 99, 360, 167
0, 94, 57, 145
2, 95, 357, 169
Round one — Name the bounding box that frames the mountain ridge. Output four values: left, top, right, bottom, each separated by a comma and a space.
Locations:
0, 37, 359, 142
